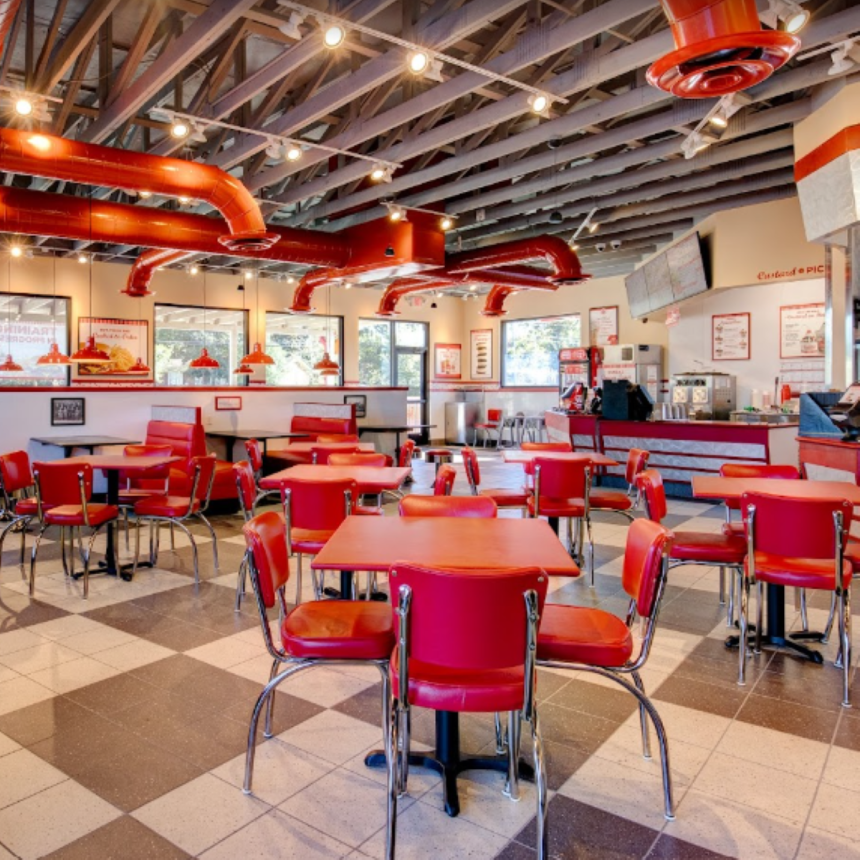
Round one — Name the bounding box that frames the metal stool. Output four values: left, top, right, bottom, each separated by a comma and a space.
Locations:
524, 416, 546, 443
423, 448, 453, 475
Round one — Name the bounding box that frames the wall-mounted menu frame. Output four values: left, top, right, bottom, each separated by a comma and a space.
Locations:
470, 329, 492, 380
779, 303, 825, 359
75, 318, 148, 377
712, 313, 750, 361
434, 343, 461, 379
588, 306, 618, 347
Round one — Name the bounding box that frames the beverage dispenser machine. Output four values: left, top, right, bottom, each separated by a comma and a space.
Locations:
559, 348, 600, 411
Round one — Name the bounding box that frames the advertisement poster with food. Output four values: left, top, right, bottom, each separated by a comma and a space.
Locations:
75, 318, 148, 376
712, 312, 750, 361
470, 329, 492, 380
434, 343, 461, 379
779, 304, 825, 359
588, 306, 618, 347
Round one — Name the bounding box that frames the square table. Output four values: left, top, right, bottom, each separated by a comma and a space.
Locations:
502, 450, 618, 468
204, 430, 310, 462
260, 465, 410, 496
271, 441, 376, 456
312, 515, 578, 818
30, 435, 141, 458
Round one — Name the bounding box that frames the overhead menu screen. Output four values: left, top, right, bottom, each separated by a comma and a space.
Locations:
624, 233, 709, 317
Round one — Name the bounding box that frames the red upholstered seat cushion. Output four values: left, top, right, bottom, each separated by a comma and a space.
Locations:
353, 505, 383, 516
12, 498, 39, 516
536, 604, 634, 668
589, 490, 634, 512
291, 528, 334, 555
134, 495, 199, 518
480, 487, 530, 507
45, 504, 118, 527
527, 496, 585, 518
670, 531, 746, 564
118, 488, 160, 504
750, 551, 853, 590
282, 600, 393, 660
721, 521, 745, 538
267, 450, 313, 467
390, 652, 525, 713
424, 449, 452, 458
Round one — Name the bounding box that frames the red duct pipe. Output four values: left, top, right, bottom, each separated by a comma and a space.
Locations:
0, 127, 278, 251
647, 0, 799, 98
123, 249, 191, 296
0, 0, 22, 51
376, 278, 456, 316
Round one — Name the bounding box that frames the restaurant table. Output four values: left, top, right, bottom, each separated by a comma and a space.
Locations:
312, 515, 579, 817
357, 424, 436, 461
691, 475, 860, 663
65, 454, 182, 580
260, 464, 410, 496
502, 450, 618, 467
30, 436, 141, 458
204, 430, 310, 461
272, 441, 376, 456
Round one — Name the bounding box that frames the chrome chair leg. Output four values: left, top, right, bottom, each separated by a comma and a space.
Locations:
386, 698, 400, 860
235, 553, 248, 612
530, 709, 548, 859
29, 524, 48, 596
838, 588, 852, 708
799, 588, 809, 632
197, 513, 219, 570
755, 580, 763, 655
726, 568, 736, 627
577, 515, 586, 568
264, 657, 280, 738
295, 555, 303, 606
170, 522, 175, 549
632, 670, 651, 760
399, 702, 411, 796
504, 711, 521, 801
738, 574, 750, 686
718, 567, 726, 605
586, 515, 595, 586
494, 712, 507, 754
823, 592, 837, 643
59, 525, 69, 577
83, 526, 100, 599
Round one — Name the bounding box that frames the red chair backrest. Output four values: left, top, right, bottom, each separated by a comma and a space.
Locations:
399, 495, 497, 518
461, 447, 480, 490
625, 448, 651, 484
145, 420, 207, 471
290, 414, 356, 438
327, 453, 388, 467
486, 408, 503, 424
0, 450, 32, 494
399, 439, 416, 468
189, 454, 217, 502
389, 562, 547, 673
281, 476, 356, 531
33, 461, 93, 506
521, 441, 572, 452
316, 434, 360, 443
245, 439, 264, 473
741, 492, 852, 559
120, 444, 172, 486
311, 444, 360, 464
243, 510, 289, 609
720, 463, 801, 480
636, 469, 667, 523
533, 457, 588, 499
433, 464, 456, 496
622, 519, 673, 617
233, 460, 257, 519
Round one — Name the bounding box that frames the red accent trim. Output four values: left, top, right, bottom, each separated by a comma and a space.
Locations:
795, 125, 860, 183
0, 385, 409, 393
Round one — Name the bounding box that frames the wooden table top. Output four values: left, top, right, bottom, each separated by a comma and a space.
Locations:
312, 516, 580, 577
261, 465, 410, 493
63, 455, 182, 471
502, 451, 618, 467
692, 476, 860, 504
278, 442, 376, 454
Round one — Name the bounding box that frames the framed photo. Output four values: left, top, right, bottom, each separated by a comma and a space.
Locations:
215, 396, 242, 411
75, 318, 148, 376
344, 394, 367, 418
434, 343, 461, 380
712, 313, 750, 361
588, 306, 618, 347
51, 397, 85, 426
780, 303, 825, 359
470, 330, 492, 380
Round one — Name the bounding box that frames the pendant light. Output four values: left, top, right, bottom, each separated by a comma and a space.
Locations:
312, 283, 340, 379
70, 223, 110, 364
233, 281, 254, 375
36, 257, 71, 366
240, 270, 274, 365
189, 268, 220, 369
1, 251, 23, 372
126, 286, 151, 375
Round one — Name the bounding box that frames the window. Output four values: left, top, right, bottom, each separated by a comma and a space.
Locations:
502, 314, 581, 387
0, 293, 70, 386
265, 313, 342, 386
358, 319, 393, 385
154, 304, 247, 386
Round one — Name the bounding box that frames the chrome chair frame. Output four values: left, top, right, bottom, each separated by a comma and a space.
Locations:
536, 550, 675, 821
473, 410, 504, 449
463, 454, 529, 518
385, 579, 547, 859
0, 470, 33, 566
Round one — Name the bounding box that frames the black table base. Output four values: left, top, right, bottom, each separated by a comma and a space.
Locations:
365, 711, 533, 817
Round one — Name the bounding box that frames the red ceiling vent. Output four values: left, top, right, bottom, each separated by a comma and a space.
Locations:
647, 0, 800, 98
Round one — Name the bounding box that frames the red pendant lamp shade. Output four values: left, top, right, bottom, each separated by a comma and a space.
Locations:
126, 357, 151, 374
189, 347, 220, 369
36, 342, 72, 365
241, 342, 274, 365
70, 335, 111, 364
0, 354, 23, 372
313, 351, 340, 375
647, 0, 800, 98
233, 362, 253, 375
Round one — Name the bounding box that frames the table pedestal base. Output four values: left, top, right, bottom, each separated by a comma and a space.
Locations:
724, 632, 825, 664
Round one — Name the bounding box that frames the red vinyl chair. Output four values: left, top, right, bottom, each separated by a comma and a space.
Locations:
327, 452, 391, 467
0, 450, 38, 566
30, 461, 120, 599
719, 464, 801, 537
433, 463, 456, 496
521, 441, 572, 452
638, 469, 746, 625
739, 493, 853, 706
537, 518, 676, 820
462, 447, 529, 515
473, 408, 504, 448
399, 495, 497, 518
233, 460, 259, 611
117, 444, 173, 549
315, 434, 360, 443
244, 439, 280, 513
385, 562, 549, 858
589, 448, 650, 523
133, 454, 218, 584
241, 511, 394, 796
399, 439, 416, 468
311, 444, 360, 464
529, 457, 593, 578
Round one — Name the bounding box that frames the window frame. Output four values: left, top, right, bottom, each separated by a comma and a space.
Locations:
0, 291, 71, 386
264, 311, 344, 387
500, 312, 581, 389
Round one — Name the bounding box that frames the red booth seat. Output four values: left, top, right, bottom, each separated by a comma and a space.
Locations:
139, 420, 236, 501
269, 414, 358, 467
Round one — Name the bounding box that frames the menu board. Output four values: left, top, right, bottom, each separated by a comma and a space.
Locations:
625, 269, 650, 318
588, 306, 618, 347
75, 318, 148, 376
780, 304, 825, 359
712, 313, 750, 361
644, 252, 674, 311
669, 234, 710, 302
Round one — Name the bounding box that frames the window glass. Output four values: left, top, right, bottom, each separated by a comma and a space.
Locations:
395, 321, 426, 348
358, 319, 392, 385
266, 313, 342, 386
0, 294, 70, 386
154, 305, 247, 386
502, 314, 581, 387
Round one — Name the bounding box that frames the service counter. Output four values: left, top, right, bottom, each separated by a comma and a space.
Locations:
797, 436, 860, 484
545, 410, 799, 497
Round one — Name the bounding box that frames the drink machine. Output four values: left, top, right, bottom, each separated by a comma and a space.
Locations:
559, 348, 601, 411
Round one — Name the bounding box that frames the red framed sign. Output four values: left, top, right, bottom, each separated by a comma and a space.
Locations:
215, 396, 242, 411
712, 313, 750, 361
434, 343, 461, 379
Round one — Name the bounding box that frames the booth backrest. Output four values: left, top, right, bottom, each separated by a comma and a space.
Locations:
290, 404, 357, 441
145, 420, 207, 472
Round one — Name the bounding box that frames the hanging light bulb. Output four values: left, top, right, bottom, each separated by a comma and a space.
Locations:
36, 258, 71, 366
14, 97, 32, 117
70, 247, 110, 363
313, 284, 340, 379
9, 245, 22, 258
77, 253, 87, 264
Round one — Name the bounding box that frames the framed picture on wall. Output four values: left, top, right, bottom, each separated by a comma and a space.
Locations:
75, 318, 148, 376
712, 313, 750, 360
780, 303, 825, 359
588, 306, 618, 347
51, 397, 85, 426
434, 343, 461, 379
470, 329, 492, 380
344, 394, 367, 418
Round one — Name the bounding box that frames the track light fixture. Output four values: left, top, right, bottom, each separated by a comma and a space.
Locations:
440, 216, 454, 231
708, 94, 741, 129
77, 253, 88, 264
828, 40, 860, 76
409, 51, 429, 74
323, 23, 346, 48
762, 0, 809, 34
681, 131, 711, 159
371, 164, 395, 183
387, 204, 406, 222
278, 11, 304, 40
528, 93, 550, 115
170, 119, 189, 139
189, 264, 199, 276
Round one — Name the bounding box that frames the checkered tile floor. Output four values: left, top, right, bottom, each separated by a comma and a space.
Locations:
0, 452, 858, 859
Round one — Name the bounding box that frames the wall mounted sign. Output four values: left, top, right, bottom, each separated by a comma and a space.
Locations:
665, 306, 681, 327
344, 394, 367, 418
779, 303, 825, 359
434, 343, 461, 380
51, 397, 85, 426
214, 396, 242, 411
712, 313, 750, 361
470, 329, 492, 380
588, 306, 618, 347
76, 318, 148, 376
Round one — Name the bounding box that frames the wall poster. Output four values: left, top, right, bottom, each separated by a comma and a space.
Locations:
470, 329, 493, 380
434, 343, 461, 380
712, 313, 750, 361
588, 306, 618, 347
779, 303, 825, 359
75, 318, 148, 376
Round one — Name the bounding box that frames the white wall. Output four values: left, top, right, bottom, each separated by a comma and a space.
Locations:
667, 278, 825, 408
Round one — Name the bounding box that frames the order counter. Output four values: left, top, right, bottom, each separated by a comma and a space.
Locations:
545, 411, 799, 497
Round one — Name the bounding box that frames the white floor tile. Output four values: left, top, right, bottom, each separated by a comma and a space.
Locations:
821, 744, 860, 793
185, 635, 268, 669
27, 655, 121, 693
0, 628, 48, 657
808, 781, 860, 841
796, 826, 860, 859
92, 639, 176, 671
277, 666, 378, 709
277, 711, 383, 767
0, 749, 67, 809
0, 675, 55, 716
0, 732, 20, 759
